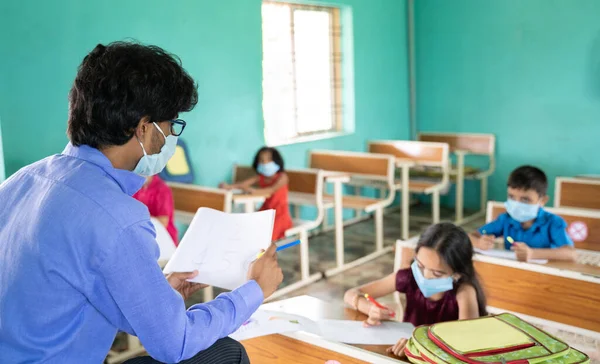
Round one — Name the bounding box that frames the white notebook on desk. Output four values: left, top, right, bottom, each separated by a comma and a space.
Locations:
474, 248, 548, 264
163, 208, 274, 290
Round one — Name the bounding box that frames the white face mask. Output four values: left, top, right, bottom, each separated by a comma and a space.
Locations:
133, 122, 178, 177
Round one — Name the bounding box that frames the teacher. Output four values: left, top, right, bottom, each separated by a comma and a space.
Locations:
0, 42, 283, 364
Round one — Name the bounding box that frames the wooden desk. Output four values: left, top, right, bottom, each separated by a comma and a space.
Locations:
231, 192, 269, 213
243, 334, 369, 364
474, 255, 600, 332
260, 295, 403, 361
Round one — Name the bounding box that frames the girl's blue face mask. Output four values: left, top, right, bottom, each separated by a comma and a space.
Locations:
411, 261, 454, 298
257, 161, 280, 177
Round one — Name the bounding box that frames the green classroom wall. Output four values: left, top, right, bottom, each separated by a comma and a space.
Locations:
0, 0, 410, 188
0, 120, 4, 182
415, 0, 600, 208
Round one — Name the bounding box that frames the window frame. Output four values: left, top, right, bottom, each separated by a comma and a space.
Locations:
261, 1, 348, 146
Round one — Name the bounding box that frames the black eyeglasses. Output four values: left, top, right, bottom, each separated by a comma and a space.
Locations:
170, 119, 186, 136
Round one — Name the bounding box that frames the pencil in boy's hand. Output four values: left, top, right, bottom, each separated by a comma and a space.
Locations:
507, 236, 514, 245
255, 240, 301, 259
364, 294, 395, 317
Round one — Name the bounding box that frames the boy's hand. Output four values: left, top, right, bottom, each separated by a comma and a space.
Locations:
512, 242, 532, 262
219, 183, 230, 190
474, 235, 495, 250
363, 304, 393, 327
387, 338, 408, 357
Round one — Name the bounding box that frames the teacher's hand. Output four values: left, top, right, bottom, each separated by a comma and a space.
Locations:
247, 243, 283, 299
166, 270, 208, 300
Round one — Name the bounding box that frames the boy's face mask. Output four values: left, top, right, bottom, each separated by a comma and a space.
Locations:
504, 200, 540, 223
505, 187, 547, 223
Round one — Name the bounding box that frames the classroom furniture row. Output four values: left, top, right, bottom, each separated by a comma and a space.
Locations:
168, 151, 398, 301
395, 201, 600, 333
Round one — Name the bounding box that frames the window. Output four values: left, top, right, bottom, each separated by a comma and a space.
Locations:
262, 1, 344, 145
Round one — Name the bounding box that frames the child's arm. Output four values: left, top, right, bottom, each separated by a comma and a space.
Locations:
247, 173, 288, 195
469, 232, 495, 250
219, 176, 259, 190
343, 273, 397, 318
513, 216, 577, 262
470, 215, 507, 250
513, 243, 577, 262
456, 284, 480, 320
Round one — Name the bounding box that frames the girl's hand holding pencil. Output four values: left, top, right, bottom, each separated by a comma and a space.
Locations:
363, 294, 396, 327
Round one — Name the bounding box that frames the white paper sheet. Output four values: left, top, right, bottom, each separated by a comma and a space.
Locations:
474, 248, 548, 264
163, 208, 274, 290
151, 218, 176, 262
317, 320, 414, 345
229, 310, 320, 341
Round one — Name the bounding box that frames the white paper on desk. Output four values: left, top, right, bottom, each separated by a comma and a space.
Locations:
474, 248, 548, 264
229, 310, 320, 341
163, 208, 274, 290
317, 320, 414, 345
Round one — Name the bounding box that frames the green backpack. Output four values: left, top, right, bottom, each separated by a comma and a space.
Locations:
405, 313, 589, 364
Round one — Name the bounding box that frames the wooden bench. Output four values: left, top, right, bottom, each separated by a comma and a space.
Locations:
418, 132, 495, 224
554, 177, 600, 211
368, 140, 450, 233
309, 150, 396, 276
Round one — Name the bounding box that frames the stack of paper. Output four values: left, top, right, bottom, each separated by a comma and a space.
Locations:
163, 208, 274, 290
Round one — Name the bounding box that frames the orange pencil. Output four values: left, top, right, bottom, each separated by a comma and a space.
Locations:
364, 294, 395, 317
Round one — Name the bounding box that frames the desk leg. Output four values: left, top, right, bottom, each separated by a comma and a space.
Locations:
401, 164, 410, 241
480, 176, 488, 212
333, 181, 344, 268
244, 201, 254, 214
456, 153, 465, 223
375, 208, 383, 251
299, 230, 310, 280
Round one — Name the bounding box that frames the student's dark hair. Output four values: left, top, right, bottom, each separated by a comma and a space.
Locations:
507, 165, 548, 197
67, 41, 198, 148
252, 147, 285, 172
416, 223, 487, 317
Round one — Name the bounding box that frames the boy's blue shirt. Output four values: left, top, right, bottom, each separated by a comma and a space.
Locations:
478, 207, 574, 250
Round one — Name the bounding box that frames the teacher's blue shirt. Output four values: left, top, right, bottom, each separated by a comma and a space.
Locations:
0, 144, 263, 363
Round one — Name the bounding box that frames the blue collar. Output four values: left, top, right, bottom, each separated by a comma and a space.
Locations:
62, 143, 145, 196
507, 206, 549, 230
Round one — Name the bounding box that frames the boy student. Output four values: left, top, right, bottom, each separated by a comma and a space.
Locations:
470, 166, 576, 262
